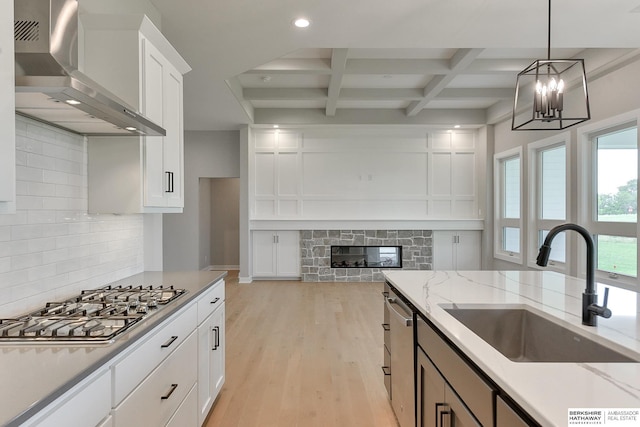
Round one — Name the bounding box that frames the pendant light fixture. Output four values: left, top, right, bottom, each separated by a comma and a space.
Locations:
511, 0, 590, 130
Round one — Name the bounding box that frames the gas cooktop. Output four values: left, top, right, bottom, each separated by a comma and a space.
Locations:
0, 285, 187, 344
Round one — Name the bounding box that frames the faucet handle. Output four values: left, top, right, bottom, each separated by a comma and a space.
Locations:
591, 287, 612, 319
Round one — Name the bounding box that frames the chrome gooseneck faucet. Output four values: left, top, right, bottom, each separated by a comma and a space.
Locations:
536, 223, 612, 326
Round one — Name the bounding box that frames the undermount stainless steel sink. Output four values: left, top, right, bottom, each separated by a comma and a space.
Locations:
442, 305, 639, 363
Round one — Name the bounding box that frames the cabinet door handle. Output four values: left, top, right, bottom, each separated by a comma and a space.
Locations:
165, 171, 174, 193
161, 335, 178, 348
212, 326, 220, 350
210, 297, 220, 305
381, 323, 390, 331
381, 366, 391, 376
385, 297, 413, 327
436, 403, 451, 427
161, 383, 178, 400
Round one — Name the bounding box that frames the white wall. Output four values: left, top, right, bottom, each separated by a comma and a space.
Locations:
490, 57, 640, 271
199, 178, 211, 269
0, 116, 144, 317
163, 131, 240, 271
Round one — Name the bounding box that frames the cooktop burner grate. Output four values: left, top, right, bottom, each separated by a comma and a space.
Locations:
0, 285, 186, 344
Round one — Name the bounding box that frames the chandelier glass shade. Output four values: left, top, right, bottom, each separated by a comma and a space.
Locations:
511, 1, 591, 131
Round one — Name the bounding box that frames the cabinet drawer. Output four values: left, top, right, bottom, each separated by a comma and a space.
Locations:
417, 316, 494, 427
383, 345, 391, 398
114, 331, 198, 427
197, 279, 225, 324
113, 303, 197, 404
166, 383, 198, 427
496, 395, 533, 427
30, 369, 111, 427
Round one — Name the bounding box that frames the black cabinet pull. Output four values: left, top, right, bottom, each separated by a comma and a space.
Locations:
381, 323, 390, 331
381, 366, 391, 376
212, 326, 220, 350
165, 171, 174, 193
161, 335, 178, 348
210, 297, 220, 305
161, 383, 178, 400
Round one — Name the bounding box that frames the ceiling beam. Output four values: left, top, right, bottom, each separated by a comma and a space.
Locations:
243, 88, 327, 100
346, 58, 450, 74
406, 48, 484, 116
245, 58, 331, 74
437, 88, 514, 99
326, 49, 349, 116
242, 87, 512, 102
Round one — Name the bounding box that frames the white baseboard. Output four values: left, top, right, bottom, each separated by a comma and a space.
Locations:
202, 265, 240, 271
238, 276, 253, 283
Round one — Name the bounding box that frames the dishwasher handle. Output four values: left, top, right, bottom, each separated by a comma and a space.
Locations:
385, 297, 413, 327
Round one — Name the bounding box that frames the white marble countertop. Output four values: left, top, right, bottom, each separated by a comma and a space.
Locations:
383, 270, 640, 427
0, 270, 227, 427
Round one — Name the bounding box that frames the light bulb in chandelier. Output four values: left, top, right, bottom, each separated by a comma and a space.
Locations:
534, 77, 564, 120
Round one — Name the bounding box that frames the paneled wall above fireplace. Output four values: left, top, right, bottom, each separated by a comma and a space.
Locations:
249, 128, 485, 223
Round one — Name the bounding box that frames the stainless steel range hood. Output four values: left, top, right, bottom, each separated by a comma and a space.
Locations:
14, 0, 166, 136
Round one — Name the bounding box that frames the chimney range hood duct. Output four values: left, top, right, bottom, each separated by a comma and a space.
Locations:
14, 0, 166, 137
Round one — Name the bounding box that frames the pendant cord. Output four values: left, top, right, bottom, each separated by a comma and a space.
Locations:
547, 0, 551, 60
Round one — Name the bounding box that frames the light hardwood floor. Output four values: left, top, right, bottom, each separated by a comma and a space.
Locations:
204, 272, 399, 427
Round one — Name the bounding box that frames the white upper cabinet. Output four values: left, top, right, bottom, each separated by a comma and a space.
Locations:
82, 15, 190, 213
0, 0, 16, 213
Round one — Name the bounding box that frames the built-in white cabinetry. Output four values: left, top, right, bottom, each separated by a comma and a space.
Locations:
21, 278, 226, 427
197, 280, 226, 425
250, 129, 482, 221
22, 369, 111, 427
0, 0, 15, 213
83, 15, 190, 213
252, 230, 301, 278
433, 230, 481, 270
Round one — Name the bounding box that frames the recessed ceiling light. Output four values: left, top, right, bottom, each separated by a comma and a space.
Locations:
65, 99, 81, 105
125, 127, 137, 132
273, 125, 279, 128
454, 125, 461, 129
293, 18, 310, 28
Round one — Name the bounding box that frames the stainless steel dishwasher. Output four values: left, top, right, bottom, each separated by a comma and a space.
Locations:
386, 286, 415, 427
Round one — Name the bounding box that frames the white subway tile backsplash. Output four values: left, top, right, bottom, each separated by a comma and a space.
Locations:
27, 182, 56, 197
27, 153, 57, 171
11, 224, 44, 240
16, 165, 44, 183
0, 116, 144, 317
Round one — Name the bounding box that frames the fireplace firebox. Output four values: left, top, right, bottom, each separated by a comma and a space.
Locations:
330, 246, 402, 268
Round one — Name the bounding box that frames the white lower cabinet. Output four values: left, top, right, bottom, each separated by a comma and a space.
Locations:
21, 279, 226, 427
252, 230, 300, 278
433, 230, 481, 270
167, 383, 199, 427
197, 280, 226, 425
113, 331, 198, 427
97, 415, 113, 427
25, 369, 111, 427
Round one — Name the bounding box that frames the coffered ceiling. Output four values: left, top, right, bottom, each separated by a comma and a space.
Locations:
147, 0, 640, 130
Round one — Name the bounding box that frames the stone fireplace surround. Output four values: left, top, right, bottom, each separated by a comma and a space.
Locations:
301, 230, 433, 282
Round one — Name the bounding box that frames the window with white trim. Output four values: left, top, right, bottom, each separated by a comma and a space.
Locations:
495, 148, 522, 263
583, 121, 638, 291
528, 136, 568, 270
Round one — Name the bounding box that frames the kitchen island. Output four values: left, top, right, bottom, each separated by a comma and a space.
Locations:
384, 270, 640, 427
0, 270, 226, 427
